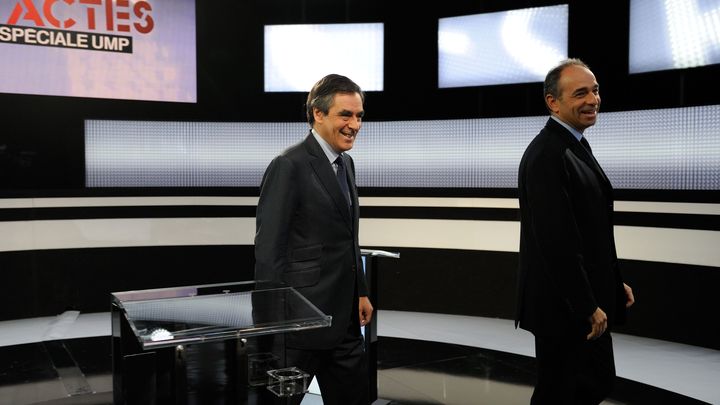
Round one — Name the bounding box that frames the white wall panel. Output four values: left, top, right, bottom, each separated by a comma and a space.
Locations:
1, 197, 718, 267
0, 218, 255, 252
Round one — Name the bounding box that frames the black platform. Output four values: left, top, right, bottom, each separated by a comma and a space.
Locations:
0, 335, 710, 405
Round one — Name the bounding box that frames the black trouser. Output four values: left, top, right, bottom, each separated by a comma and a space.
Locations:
531, 332, 616, 405
285, 321, 369, 405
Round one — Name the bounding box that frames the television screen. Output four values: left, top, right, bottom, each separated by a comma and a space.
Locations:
438, 5, 568, 88
0, 0, 196, 102
629, 0, 720, 74
264, 23, 383, 92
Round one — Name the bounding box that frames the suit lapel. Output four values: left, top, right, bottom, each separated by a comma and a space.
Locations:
344, 155, 360, 228
304, 133, 353, 228
581, 143, 612, 189
547, 119, 612, 191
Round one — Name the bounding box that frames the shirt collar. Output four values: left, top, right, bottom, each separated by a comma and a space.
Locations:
311, 128, 341, 164
550, 115, 584, 142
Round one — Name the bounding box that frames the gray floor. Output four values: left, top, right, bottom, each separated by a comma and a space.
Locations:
377, 310, 720, 404
1, 310, 718, 404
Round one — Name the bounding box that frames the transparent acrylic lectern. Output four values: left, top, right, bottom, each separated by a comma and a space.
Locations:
111, 281, 331, 405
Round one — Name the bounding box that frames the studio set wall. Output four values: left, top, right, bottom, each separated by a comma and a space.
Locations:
1, 0, 719, 354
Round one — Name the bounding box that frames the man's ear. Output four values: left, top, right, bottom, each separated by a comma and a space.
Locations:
545, 94, 559, 114
313, 108, 325, 124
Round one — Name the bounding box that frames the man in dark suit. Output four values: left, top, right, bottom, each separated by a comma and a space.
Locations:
254, 74, 372, 405
516, 59, 635, 405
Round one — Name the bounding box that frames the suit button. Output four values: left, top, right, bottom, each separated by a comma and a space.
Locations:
351, 265, 356, 272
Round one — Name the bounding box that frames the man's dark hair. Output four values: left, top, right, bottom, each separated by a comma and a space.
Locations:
306, 74, 364, 125
543, 58, 590, 107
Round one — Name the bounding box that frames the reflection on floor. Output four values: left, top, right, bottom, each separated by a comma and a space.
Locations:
0, 335, 711, 405
376, 310, 720, 405
1, 310, 718, 405
376, 338, 708, 405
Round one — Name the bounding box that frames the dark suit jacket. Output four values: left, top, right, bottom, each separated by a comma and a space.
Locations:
255, 132, 368, 350
516, 118, 626, 338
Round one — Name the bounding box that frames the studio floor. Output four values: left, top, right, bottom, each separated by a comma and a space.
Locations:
1, 310, 718, 405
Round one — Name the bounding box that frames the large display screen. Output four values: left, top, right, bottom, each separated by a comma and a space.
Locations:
438, 5, 568, 88
0, 0, 196, 102
264, 23, 384, 92
86, 105, 720, 190
630, 0, 720, 73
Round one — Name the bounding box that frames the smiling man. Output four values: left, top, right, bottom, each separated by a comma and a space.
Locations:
255, 74, 372, 405
516, 59, 635, 405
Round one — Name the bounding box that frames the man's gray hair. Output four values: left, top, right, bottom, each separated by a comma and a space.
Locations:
543, 58, 591, 102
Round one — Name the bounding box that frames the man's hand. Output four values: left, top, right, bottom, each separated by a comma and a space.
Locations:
624, 283, 635, 308
359, 296, 373, 326
587, 307, 607, 340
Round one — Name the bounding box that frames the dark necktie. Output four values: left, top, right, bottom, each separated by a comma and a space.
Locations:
580, 137, 593, 154
579, 136, 609, 184
334, 156, 351, 207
